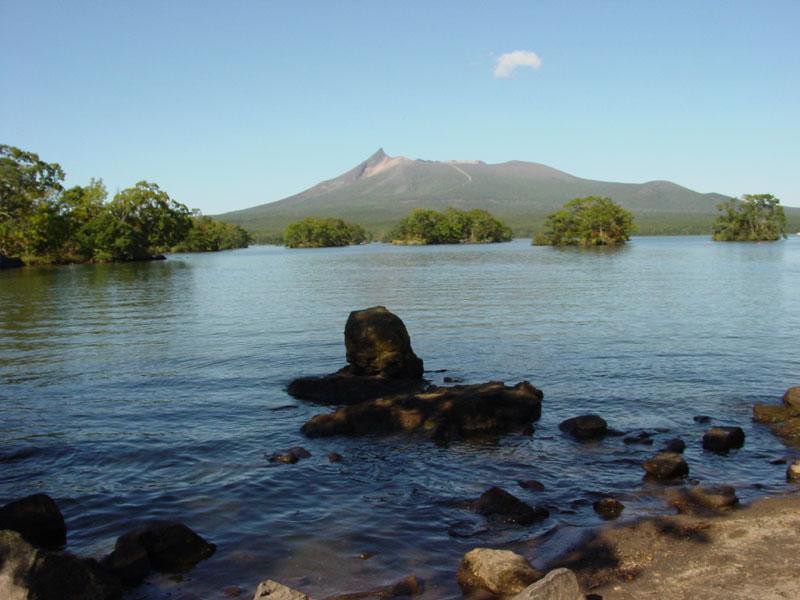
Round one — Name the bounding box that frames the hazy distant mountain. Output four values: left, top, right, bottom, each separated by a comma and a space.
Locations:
217, 149, 796, 238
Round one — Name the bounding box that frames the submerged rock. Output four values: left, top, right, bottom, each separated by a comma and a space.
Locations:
642, 452, 689, 481
593, 498, 625, 520
288, 307, 425, 405
0, 529, 122, 600
661, 438, 686, 454
0, 493, 67, 550
474, 486, 549, 525
324, 575, 423, 599
693, 415, 711, 424
106, 520, 215, 579
268, 447, 311, 464
702, 427, 745, 453
558, 415, 608, 441
518, 480, 546, 492
457, 548, 541, 596
301, 381, 542, 442
509, 568, 583, 600
252, 580, 310, 600
667, 485, 739, 513
327, 452, 344, 463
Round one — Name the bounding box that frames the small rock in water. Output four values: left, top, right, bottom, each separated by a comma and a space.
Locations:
642, 452, 689, 481
253, 580, 310, 599
623, 433, 653, 446
559, 415, 609, 441
786, 460, 800, 482
457, 548, 541, 596
518, 480, 546, 492
509, 568, 584, 600
474, 486, 549, 525
444, 376, 463, 383
661, 438, 686, 453
693, 415, 711, 424
0, 493, 67, 550
269, 447, 311, 464
327, 452, 344, 463
770, 457, 787, 465
593, 498, 625, 520
702, 427, 745, 453
224, 586, 243, 597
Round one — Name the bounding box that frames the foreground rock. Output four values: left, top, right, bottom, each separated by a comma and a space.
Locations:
667, 485, 739, 514
324, 575, 423, 599
302, 381, 542, 442
0, 529, 122, 600
288, 307, 424, 405
510, 568, 583, 600
753, 386, 800, 447
558, 415, 608, 441
0, 493, 67, 549
253, 580, 310, 599
475, 487, 549, 525
457, 548, 541, 596
103, 520, 215, 585
702, 426, 745, 453
642, 452, 689, 481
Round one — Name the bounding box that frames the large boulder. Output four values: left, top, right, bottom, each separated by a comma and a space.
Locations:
0, 493, 67, 549
558, 415, 608, 441
457, 548, 541, 596
474, 487, 549, 526
509, 568, 583, 600
344, 307, 423, 379
301, 381, 542, 442
702, 426, 745, 453
642, 452, 689, 481
0, 529, 122, 600
105, 520, 215, 580
783, 386, 800, 411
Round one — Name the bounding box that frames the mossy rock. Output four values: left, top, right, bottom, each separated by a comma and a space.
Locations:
753, 404, 797, 424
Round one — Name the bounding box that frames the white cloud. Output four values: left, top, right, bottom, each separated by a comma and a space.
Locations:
493, 50, 542, 79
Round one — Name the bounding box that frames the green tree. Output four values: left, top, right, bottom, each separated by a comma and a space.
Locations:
387, 207, 512, 244
284, 216, 367, 248
534, 196, 635, 246
712, 194, 787, 241
173, 214, 253, 252
92, 181, 192, 261
0, 144, 65, 257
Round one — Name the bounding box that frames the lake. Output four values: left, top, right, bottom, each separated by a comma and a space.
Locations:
1, 236, 799, 598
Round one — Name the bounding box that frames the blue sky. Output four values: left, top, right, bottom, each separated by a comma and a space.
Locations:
2, 1, 798, 213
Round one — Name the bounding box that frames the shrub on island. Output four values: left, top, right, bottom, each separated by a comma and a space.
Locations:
172, 215, 252, 252
533, 196, 635, 247
386, 207, 512, 245
283, 216, 367, 248
712, 194, 787, 242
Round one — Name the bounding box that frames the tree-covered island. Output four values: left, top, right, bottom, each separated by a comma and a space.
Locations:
533, 196, 635, 246
712, 194, 787, 241
0, 144, 251, 267
386, 208, 512, 245
283, 216, 368, 248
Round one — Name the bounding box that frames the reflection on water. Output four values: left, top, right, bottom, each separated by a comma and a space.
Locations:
1, 237, 799, 598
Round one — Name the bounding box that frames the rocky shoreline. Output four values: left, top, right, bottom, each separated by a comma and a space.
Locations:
2, 306, 798, 599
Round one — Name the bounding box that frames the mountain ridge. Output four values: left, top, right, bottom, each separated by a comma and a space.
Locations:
217, 149, 799, 239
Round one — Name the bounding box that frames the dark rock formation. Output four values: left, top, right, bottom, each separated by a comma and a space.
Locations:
104, 520, 215, 583
301, 381, 542, 442
661, 438, 686, 454
327, 452, 344, 463
323, 575, 423, 599
593, 498, 625, 520
457, 547, 541, 596
693, 415, 711, 424
0, 493, 67, 550
642, 452, 689, 481
0, 254, 24, 269
287, 307, 426, 405
558, 415, 608, 441
667, 485, 739, 513
0, 529, 122, 600
623, 432, 653, 446
518, 480, 545, 492
474, 486, 549, 525
268, 446, 311, 464
702, 427, 745, 453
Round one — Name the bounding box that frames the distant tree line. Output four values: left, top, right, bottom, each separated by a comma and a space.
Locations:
0, 144, 251, 266
284, 216, 367, 248
386, 208, 513, 245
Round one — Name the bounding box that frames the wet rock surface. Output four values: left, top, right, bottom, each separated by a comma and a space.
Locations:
252, 580, 310, 599
0, 493, 67, 550
593, 498, 625, 520
558, 415, 608, 441
268, 447, 312, 464
288, 369, 424, 406
660, 438, 686, 454
667, 485, 739, 513
702, 427, 745, 453
0, 529, 123, 600
301, 381, 542, 442
324, 575, 423, 599
474, 486, 549, 525
642, 452, 689, 481
753, 387, 800, 447
457, 548, 541, 597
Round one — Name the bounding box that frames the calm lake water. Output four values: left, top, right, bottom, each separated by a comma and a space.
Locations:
1, 237, 799, 598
